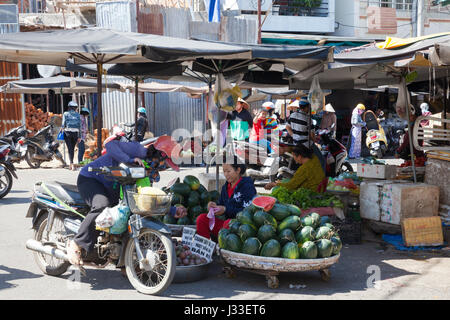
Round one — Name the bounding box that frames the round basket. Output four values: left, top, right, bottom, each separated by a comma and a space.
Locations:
173, 261, 212, 283
217, 246, 340, 273
127, 190, 172, 216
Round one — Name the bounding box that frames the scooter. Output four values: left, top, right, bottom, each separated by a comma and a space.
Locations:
364, 110, 388, 159
0, 124, 31, 164
25, 160, 176, 295
25, 123, 66, 168
0, 144, 18, 199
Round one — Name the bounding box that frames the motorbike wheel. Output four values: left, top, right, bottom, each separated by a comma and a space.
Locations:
338, 162, 354, 174
33, 211, 71, 276
0, 165, 12, 199
26, 146, 42, 169
124, 229, 175, 295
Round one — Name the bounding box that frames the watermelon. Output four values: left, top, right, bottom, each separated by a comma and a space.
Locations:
277, 215, 302, 233
320, 216, 331, 226
218, 228, 231, 249
171, 193, 184, 206
316, 226, 333, 240
253, 210, 277, 229
257, 224, 277, 244
200, 191, 211, 206
242, 237, 262, 256
323, 222, 335, 230
316, 239, 333, 258
330, 237, 342, 256
243, 205, 258, 214
170, 183, 191, 197
301, 215, 315, 228
252, 196, 277, 212
270, 204, 291, 221
177, 216, 191, 225
295, 226, 316, 244
278, 228, 296, 246
282, 242, 300, 259
188, 205, 204, 222
228, 219, 241, 234
209, 190, 220, 202
300, 241, 318, 259
183, 175, 201, 191
309, 212, 321, 229
225, 233, 242, 253
187, 191, 200, 208
197, 184, 208, 194
236, 210, 253, 225
260, 239, 281, 257
163, 214, 177, 225
238, 223, 257, 242
286, 204, 302, 217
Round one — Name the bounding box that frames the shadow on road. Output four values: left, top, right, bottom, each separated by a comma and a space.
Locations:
0, 265, 43, 291
0, 196, 31, 205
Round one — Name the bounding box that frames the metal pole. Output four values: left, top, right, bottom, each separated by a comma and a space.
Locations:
96, 62, 103, 158
134, 78, 139, 139
216, 73, 222, 191
402, 78, 417, 183
153, 93, 156, 136
257, 0, 262, 44
417, 0, 423, 37
206, 80, 212, 174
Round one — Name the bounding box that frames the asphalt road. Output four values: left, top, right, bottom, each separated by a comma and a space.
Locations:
0, 165, 449, 300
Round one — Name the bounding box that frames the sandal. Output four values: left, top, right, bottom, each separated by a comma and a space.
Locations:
67, 240, 83, 266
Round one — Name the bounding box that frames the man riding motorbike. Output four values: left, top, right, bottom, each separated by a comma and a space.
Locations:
67, 138, 185, 265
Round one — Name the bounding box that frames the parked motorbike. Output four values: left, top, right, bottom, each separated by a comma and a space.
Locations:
363, 110, 388, 159
0, 124, 31, 164
316, 128, 353, 177
25, 161, 176, 295
25, 123, 66, 168
0, 144, 18, 199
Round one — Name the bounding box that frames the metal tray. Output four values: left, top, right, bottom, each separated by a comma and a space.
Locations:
173, 261, 212, 283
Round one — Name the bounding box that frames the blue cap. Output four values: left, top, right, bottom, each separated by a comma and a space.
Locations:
138, 107, 146, 114
299, 97, 310, 106
81, 107, 90, 114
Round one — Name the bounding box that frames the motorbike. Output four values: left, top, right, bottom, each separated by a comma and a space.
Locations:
25, 161, 176, 295
0, 124, 31, 164
363, 110, 388, 159
316, 128, 353, 177
25, 123, 66, 168
0, 144, 18, 199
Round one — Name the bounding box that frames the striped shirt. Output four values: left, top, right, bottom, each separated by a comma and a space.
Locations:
287, 110, 311, 147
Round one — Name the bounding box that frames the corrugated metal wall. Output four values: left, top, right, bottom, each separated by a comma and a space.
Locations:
0, 4, 23, 137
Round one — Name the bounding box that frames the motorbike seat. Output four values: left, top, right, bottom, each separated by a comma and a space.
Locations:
37, 181, 87, 207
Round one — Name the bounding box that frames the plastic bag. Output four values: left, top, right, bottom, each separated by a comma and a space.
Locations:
214, 73, 241, 112
308, 76, 324, 114
95, 204, 131, 234
395, 80, 413, 120
56, 129, 64, 141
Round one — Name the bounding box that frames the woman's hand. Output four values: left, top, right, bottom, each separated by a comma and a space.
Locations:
134, 158, 144, 167
214, 206, 226, 216
174, 205, 187, 219
264, 182, 277, 190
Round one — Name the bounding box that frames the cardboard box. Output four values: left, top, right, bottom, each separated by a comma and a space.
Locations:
402, 216, 444, 247
357, 164, 397, 179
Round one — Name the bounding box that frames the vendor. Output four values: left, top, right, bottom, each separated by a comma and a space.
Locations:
395, 106, 425, 161
196, 156, 257, 240
264, 144, 325, 192
227, 97, 253, 142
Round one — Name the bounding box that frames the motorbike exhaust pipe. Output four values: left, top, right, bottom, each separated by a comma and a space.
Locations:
26, 239, 69, 261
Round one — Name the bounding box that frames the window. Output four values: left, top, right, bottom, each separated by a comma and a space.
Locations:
366, 0, 413, 10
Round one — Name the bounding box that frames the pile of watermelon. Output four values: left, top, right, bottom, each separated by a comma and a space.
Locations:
218, 196, 342, 259
161, 175, 221, 226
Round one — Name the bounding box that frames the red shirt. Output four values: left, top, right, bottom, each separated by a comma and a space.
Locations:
227, 177, 243, 198
249, 118, 265, 142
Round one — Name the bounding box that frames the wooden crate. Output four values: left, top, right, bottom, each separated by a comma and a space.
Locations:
401, 217, 443, 247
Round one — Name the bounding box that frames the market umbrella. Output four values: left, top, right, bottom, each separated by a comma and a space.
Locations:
0, 27, 253, 156
0, 75, 122, 94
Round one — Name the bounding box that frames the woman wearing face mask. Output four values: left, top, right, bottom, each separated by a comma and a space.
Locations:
196, 156, 257, 240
